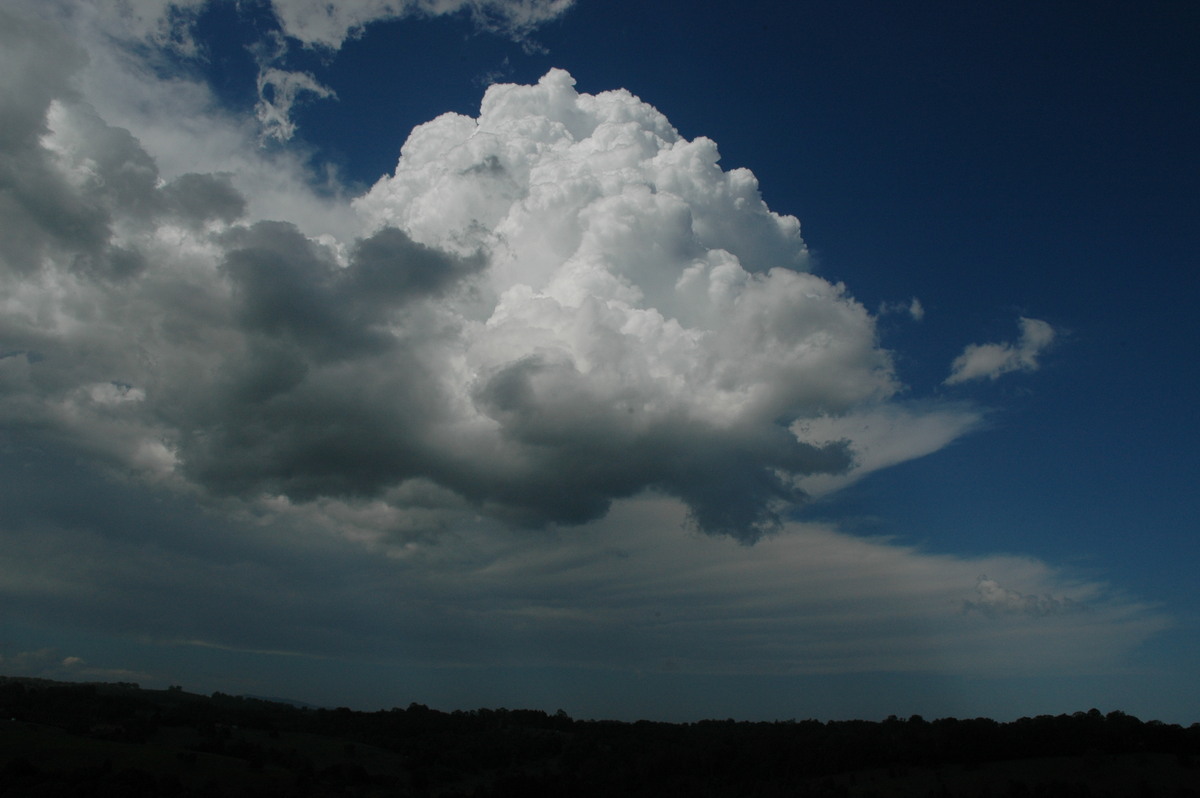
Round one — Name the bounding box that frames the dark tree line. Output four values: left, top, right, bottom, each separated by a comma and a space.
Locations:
2, 676, 1198, 797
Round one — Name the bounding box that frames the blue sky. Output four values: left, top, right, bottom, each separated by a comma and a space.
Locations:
1, 0, 1197, 723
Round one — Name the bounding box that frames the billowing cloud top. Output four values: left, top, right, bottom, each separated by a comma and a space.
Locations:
353, 69, 910, 535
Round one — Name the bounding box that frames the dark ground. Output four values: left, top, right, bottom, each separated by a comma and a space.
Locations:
2, 675, 1198, 796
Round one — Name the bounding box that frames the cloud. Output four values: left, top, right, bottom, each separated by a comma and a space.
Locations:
3, 33, 984, 541
255, 67, 337, 143
0, 647, 151, 684
9, 1, 361, 252
30, 0, 573, 172
879, 297, 924, 321
267, 0, 575, 49
793, 403, 982, 497
964, 577, 1081, 618
945, 317, 1056, 385
58, 0, 573, 53
0, 5, 1164, 704
0, 448, 1167, 680
72, 0, 210, 55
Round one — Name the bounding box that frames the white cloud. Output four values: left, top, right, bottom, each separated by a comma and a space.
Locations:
964, 577, 1081, 618
252, 1, 572, 137
10, 1, 362, 247
3, 38, 983, 540
21, 0, 571, 209
255, 67, 337, 144
43, 0, 573, 53
792, 403, 982, 497
70, 0, 210, 55
268, 0, 575, 49
945, 316, 1056, 385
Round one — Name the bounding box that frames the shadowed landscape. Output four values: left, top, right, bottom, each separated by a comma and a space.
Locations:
2, 676, 1198, 797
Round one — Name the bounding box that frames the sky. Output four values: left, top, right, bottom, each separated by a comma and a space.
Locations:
1, 0, 1197, 724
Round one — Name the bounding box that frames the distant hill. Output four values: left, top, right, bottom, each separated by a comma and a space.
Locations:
2, 675, 1198, 796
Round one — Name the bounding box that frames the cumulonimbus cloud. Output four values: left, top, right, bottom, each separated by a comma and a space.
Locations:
2, 2, 976, 542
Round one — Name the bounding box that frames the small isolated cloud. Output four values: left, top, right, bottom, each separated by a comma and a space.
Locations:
945, 317, 1055, 385
879, 297, 924, 321
963, 576, 1080, 618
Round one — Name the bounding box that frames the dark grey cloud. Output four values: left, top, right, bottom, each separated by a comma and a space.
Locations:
161, 173, 247, 228
158, 220, 485, 501
351, 225, 484, 301
222, 221, 481, 357
0, 433, 399, 656
468, 355, 851, 537
0, 11, 98, 275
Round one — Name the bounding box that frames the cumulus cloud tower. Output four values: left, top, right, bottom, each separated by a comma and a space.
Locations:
353, 70, 901, 537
